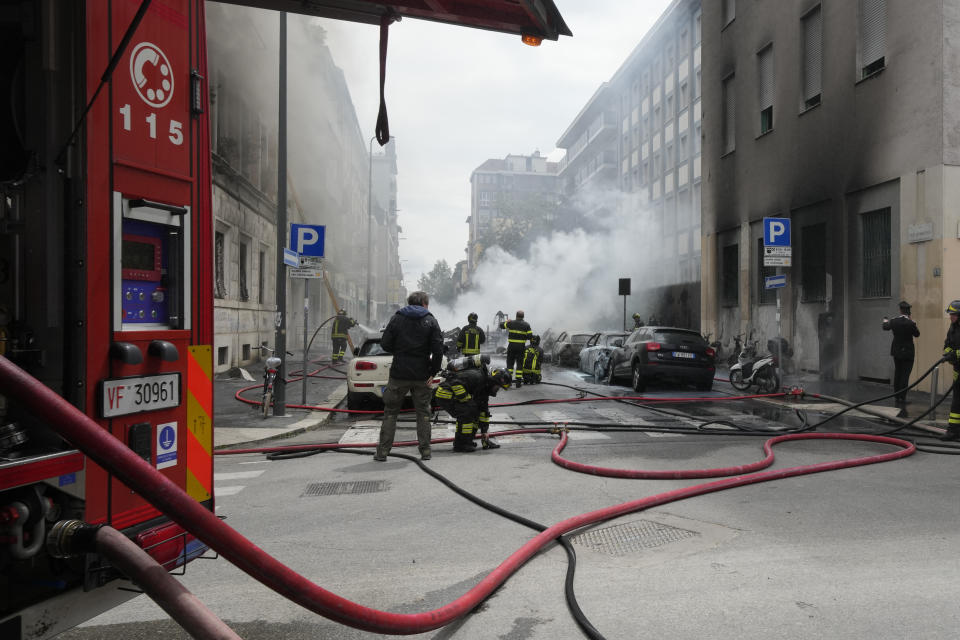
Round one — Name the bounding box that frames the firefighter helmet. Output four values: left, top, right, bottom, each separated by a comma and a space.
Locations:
530, 334, 541, 346
947, 300, 960, 315
489, 368, 512, 390
468, 312, 478, 323
632, 312, 641, 320
338, 308, 346, 315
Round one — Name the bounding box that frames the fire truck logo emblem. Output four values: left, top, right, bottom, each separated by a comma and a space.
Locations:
130, 42, 174, 108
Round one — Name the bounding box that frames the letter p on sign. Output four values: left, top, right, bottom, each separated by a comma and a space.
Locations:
763, 217, 791, 247
291, 224, 326, 257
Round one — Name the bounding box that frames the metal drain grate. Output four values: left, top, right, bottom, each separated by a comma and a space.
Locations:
571, 519, 698, 556
302, 480, 389, 497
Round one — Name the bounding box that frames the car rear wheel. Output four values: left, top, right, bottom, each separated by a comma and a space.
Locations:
631, 363, 646, 393
346, 391, 365, 410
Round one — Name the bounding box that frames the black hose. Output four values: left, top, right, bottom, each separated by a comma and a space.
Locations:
328, 447, 606, 639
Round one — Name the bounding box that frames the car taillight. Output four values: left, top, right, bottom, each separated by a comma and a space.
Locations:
705, 347, 716, 358
646, 342, 661, 351
355, 361, 378, 370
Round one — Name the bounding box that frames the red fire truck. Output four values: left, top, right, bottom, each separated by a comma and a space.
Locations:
0, 2, 567, 638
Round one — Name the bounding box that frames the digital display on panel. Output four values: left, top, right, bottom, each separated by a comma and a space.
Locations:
123, 239, 157, 271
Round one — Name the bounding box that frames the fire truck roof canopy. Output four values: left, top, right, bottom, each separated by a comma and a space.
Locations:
222, 0, 571, 41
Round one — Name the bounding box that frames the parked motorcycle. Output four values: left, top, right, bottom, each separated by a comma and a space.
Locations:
728, 339, 782, 393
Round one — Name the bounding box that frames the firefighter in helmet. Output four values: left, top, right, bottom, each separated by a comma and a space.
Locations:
941, 299, 960, 440
331, 309, 357, 363
632, 313, 644, 329
456, 312, 486, 356
521, 335, 544, 384
434, 361, 511, 451
501, 310, 532, 387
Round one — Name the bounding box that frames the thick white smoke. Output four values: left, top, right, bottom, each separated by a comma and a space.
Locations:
431, 188, 667, 336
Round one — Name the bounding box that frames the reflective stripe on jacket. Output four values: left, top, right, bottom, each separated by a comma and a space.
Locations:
501, 319, 532, 344
457, 325, 485, 354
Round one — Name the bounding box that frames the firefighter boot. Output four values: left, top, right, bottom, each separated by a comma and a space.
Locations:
940, 425, 960, 441
482, 437, 500, 450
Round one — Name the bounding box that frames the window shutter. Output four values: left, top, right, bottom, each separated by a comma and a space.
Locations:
802, 7, 822, 101
758, 46, 773, 110
723, 76, 736, 153
860, 0, 886, 69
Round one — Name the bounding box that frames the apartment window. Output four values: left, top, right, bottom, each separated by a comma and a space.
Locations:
859, 0, 886, 78
722, 244, 739, 306
800, 223, 826, 302
861, 208, 891, 298
723, 0, 735, 27
214, 231, 226, 299
757, 238, 777, 304
801, 6, 823, 109
758, 45, 774, 134
258, 249, 266, 304
238, 238, 249, 301
722, 75, 736, 154
218, 346, 228, 366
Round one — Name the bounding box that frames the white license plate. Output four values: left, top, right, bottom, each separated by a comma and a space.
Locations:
672, 351, 696, 359
101, 373, 181, 417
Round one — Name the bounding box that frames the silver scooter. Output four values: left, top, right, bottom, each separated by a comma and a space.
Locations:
728, 339, 780, 393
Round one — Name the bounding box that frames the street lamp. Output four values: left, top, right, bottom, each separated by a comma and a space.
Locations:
366, 135, 375, 326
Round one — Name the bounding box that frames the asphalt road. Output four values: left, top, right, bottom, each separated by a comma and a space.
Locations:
60, 361, 960, 639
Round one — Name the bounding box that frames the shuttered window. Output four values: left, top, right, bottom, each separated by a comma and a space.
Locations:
722, 244, 739, 306
800, 223, 826, 302
801, 6, 822, 108
722, 75, 735, 154
758, 45, 774, 133
723, 0, 735, 27
861, 208, 891, 298
859, 0, 886, 78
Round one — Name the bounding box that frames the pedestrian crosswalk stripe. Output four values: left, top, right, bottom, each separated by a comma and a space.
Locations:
214, 470, 265, 481
214, 486, 245, 497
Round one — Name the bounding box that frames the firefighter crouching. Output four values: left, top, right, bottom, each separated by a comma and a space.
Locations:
501, 310, 532, 388
456, 312, 486, 356
941, 299, 960, 441
434, 355, 511, 452
331, 309, 357, 363
522, 335, 543, 384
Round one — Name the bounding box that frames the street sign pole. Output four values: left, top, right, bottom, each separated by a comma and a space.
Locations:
302, 279, 308, 405
763, 217, 791, 390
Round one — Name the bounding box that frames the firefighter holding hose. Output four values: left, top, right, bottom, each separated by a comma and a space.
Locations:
941, 300, 960, 441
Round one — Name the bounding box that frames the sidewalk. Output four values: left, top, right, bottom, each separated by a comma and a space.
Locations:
213, 355, 349, 449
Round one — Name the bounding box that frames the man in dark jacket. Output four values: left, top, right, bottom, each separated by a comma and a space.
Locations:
375, 291, 444, 461
500, 310, 532, 388
882, 300, 919, 408
330, 309, 357, 362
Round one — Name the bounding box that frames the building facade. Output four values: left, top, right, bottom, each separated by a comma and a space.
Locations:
553, 0, 703, 329
466, 152, 561, 274
701, 0, 960, 388
206, 6, 402, 372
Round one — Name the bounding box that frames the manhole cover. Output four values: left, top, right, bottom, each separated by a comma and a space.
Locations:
571, 519, 698, 556
302, 480, 389, 497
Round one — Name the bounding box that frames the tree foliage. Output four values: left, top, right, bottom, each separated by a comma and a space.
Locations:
417, 259, 456, 305
476, 192, 582, 260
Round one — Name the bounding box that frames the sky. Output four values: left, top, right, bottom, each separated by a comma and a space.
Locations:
315, 1, 674, 295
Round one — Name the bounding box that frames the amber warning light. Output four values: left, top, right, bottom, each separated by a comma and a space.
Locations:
521, 33, 543, 46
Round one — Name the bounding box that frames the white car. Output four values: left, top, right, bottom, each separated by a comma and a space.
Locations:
346, 334, 446, 409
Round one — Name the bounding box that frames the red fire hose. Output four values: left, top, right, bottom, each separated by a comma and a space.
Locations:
0, 356, 915, 635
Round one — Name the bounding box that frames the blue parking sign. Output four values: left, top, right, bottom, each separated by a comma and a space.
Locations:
763, 217, 791, 247
290, 224, 325, 257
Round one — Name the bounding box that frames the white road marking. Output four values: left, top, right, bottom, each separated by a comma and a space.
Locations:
213, 470, 265, 480
214, 486, 245, 497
